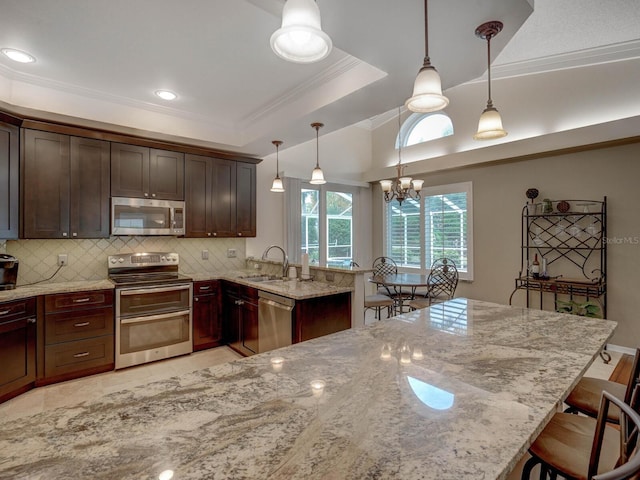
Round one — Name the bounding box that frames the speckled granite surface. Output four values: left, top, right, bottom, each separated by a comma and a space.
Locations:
0, 298, 615, 479
0, 279, 114, 302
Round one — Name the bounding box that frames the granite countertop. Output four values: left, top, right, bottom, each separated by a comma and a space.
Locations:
0, 299, 616, 479
0, 273, 351, 303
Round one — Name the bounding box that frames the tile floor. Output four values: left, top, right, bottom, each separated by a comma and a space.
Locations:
0, 323, 621, 479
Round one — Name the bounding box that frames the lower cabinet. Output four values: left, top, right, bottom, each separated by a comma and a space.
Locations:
193, 280, 223, 351
222, 282, 258, 357
293, 292, 351, 343
0, 298, 36, 403
38, 289, 114, 386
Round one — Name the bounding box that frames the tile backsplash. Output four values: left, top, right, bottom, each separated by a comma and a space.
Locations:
5, 236, 246, 286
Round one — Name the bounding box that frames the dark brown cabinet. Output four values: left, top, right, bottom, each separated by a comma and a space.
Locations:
223, 282, 258, 356
293, 292, 351, 343
38, 289, 114, 385
0, 121, 19, 239
0, 298, 36, 403
111, 143, 184, 200
22, 130, 110, 239
185, 155, 255, 238
193, 280, 223, 351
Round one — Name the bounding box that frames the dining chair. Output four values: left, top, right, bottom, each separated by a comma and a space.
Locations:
408, 258, 459, 310
371, 256, 398, 297
564, 348, 640, 425
364, 293, 394, 320
521, 389, 640, 480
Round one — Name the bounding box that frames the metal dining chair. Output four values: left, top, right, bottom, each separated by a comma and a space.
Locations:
564, 348, 640, 425
408, 258, 459, 310
521, 389, 640, 480
371, 256, 398, 297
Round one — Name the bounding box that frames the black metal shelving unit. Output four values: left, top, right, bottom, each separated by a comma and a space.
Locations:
509, 197, 608, 351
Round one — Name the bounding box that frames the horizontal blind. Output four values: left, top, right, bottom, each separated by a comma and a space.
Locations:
425, 192, 467, 272
386, 198, 421, 268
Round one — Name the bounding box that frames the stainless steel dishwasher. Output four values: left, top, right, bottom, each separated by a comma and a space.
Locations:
258, 290, 294, 353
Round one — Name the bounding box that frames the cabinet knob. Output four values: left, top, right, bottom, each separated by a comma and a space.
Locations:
152, 193, 156, 198
213, 232, 217, 237
194, 297, 199, 302
207, 233, 211, 237
238, 233, 242, 237
144, 193, 149, 197
72, 232, 77, 237
62, 232, 68, 237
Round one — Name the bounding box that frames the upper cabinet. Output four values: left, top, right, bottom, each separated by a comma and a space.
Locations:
111, 143, 184, 200
0, 121, 19, 239
185, 154, 256, 238
22, 130, 110, 239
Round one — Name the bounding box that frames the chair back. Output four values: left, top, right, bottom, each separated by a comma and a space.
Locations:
591, 390, 640, 480
624, 348, 640, 405
426, 258, 459, 302
372, 257, 398, 276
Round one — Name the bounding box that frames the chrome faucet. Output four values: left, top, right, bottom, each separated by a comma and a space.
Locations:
261, 245, 289, 278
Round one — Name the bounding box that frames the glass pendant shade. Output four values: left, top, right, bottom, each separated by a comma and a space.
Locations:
380, 179, 393, 193
411, 179, 424, 192
310, 166, 326, 184
270, 0, 332, 64
405, 65, 449, 112
270, 176, 285, 192
474, 105, 507, 140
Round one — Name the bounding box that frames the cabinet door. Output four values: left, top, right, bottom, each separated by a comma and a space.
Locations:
241, 299, 259, 355
236, 162, 256, 237
0, 121, 18, 239
149, 149, 184, 200
193, 292, 222, 351
110, 143, 150, 198
211, 158, 237, 237
22, 130, 70, 238
69, 137, 110, 238
294, 293, 351, 343
185, 154, 213, 237
223, 292, 242, 352
0, 302, 36, 403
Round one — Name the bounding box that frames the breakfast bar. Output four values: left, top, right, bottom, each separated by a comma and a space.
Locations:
0, 298, 616, 479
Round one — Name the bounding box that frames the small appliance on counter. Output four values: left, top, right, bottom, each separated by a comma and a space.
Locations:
0, 254, 19, 290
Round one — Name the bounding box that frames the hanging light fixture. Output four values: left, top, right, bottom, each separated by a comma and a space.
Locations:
380, 107, 424, 205
270, 0, 332, 64
473, 21, 508, 140
405, 0, 449, 113
270, 140, 285, 192
309, 122, 326, 185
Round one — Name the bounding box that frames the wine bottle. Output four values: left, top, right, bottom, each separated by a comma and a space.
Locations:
531, 254, 540, 278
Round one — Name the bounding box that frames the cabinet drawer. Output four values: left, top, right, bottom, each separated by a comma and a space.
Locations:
45, 307, 114, 344
0, 298, 36, 323
44, 336, 114, 378
45, 289, 113, 313
194, 280, 219, 296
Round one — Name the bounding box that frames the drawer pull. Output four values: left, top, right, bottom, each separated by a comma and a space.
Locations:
73, 297, 92, 303
74, 322, 91, 327
27, 317, 36, 324
200, 286, 211, 290
0, 309, 10, 316
73, 352, 90, 358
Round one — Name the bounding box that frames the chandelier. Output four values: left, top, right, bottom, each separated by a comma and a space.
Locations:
380, 108, 424, 205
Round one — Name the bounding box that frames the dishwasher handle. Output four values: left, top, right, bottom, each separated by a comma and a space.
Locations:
258, 290, 295, 308
259, 297, 294, 312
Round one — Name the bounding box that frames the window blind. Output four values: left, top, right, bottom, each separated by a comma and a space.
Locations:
424, 192, 467, 272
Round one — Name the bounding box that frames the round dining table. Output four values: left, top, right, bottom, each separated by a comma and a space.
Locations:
369, 273, 433, 313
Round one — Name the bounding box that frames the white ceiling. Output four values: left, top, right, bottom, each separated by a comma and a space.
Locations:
0, 0, 638, 158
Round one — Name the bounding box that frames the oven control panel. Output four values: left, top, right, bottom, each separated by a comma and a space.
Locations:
108, 252, 179, 267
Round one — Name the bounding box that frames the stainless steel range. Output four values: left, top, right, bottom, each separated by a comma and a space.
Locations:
109, 252, 192, 369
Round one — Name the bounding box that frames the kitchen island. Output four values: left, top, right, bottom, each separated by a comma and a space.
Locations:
0, 298, 616, 479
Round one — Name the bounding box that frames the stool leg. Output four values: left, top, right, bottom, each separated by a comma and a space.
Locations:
521, 456, 540, 480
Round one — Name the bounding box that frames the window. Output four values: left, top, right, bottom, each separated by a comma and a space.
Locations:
299, 183, 357, 268
384, 182, 473, 280
397, 112, 454, 148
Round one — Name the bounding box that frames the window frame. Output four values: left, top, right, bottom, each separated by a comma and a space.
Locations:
397, 112, 454, 148
383, 181, 473, 281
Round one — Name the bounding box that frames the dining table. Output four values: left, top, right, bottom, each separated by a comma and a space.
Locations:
0, 298, 617, 480
370, 272, 434, 313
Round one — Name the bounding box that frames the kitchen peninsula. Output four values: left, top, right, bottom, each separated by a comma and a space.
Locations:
0, 299, 616, 479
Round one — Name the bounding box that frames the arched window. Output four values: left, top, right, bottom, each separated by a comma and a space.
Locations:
395, 112, 454, 148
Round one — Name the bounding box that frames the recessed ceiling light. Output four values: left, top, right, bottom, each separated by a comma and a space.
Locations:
1, 48, 36, 63
155, 90, 177, 101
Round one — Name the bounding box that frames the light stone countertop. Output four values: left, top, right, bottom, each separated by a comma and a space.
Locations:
0, 298, 616, 479
0, 279, 115, 302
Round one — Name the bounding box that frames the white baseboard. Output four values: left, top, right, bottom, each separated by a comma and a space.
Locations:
606, 344, 636, 356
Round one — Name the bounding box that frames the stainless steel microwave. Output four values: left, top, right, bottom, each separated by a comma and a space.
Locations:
111, 197, 185, 236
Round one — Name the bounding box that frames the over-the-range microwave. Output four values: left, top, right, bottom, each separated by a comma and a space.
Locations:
111, 197, 185, 236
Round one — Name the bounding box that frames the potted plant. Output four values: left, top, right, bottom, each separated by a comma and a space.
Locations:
556, 299, 601, 318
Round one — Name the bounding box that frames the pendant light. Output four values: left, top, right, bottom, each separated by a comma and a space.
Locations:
380, 107, 423, 205
270, 0, 332, 64
405, 0, 449, 113
473, 21, 508, 140
309, 122, 326, 185
270, 140, 285, 193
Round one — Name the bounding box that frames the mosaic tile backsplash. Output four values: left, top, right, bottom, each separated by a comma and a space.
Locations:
3, 237, 246, 286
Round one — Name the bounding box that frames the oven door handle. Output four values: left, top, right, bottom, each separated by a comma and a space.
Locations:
120, 310, 191, 325
119, 284, 191, 296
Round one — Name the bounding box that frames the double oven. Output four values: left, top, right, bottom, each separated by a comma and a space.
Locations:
108, 253, 192, 369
